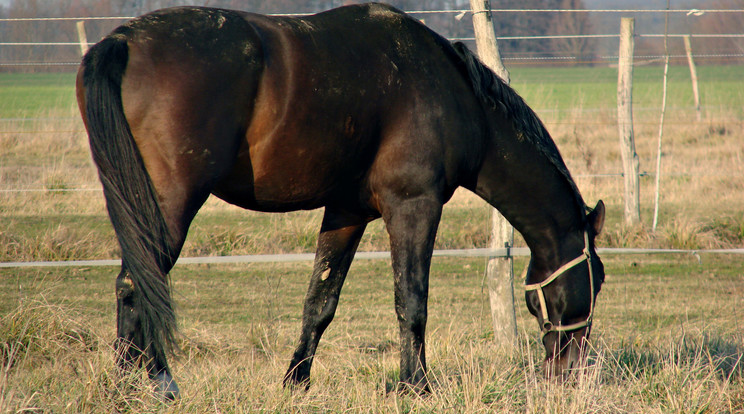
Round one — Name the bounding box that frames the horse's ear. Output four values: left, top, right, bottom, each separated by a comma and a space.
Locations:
587, 200, 605, 235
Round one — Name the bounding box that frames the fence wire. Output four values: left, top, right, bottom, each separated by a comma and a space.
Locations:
1, 8, 744, 22
2, 247, 743, 269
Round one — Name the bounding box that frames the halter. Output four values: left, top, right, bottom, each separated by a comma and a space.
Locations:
524, 231, 595, 336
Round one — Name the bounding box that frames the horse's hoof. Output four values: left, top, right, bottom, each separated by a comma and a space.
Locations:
396, 380, 431, 396
152, 371, 180, 401
282, 374, 311, 392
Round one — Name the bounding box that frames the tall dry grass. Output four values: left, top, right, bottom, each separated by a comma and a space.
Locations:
2, 104, 742, 263
545, 104, 744, 250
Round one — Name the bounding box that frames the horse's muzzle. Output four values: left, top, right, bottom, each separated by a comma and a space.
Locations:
542, 328, 590, 379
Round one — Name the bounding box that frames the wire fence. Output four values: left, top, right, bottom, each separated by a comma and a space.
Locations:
1, 6, 743, 67
1, 7, 744, 21
2, 6, 742, 232
2, 247, 743, 269
1, 36, 743, 66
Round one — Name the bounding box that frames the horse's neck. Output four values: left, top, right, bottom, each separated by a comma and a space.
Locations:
509, 188, 584, 273
473, 118, 585, 271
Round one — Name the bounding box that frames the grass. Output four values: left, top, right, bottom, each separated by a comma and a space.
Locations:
0, 73, 78, 119
1, 257, 742, 412
1, 65, 743, 411
510, 65, 744, 118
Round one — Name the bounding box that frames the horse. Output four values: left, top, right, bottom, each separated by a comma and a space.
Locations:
76, 3, 605, 399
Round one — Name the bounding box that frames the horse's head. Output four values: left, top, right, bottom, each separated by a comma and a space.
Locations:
525, 200, 605, 378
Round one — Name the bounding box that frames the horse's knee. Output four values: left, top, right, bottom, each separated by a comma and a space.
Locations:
315, 295, 340, 331
396, 298, 427, 334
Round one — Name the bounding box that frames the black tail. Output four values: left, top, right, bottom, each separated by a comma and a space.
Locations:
82, 33, 177, 369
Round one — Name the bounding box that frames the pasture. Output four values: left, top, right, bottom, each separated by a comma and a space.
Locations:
1, 63, 743, 412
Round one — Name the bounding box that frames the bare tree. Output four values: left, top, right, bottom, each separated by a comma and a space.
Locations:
550, 0, 597, 65
489, 0, 595, 61
0, 0, 601, 72
689, 0, 744, 64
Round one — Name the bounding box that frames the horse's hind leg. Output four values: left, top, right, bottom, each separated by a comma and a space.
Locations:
115, 268, 180, 397
284, 208, 367, 389
112, 175, 212, 400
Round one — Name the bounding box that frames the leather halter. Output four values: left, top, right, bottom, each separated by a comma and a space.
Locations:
524, 231, 595, 335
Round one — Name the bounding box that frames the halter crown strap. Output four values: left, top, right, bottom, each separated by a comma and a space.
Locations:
524, 231, 595, 334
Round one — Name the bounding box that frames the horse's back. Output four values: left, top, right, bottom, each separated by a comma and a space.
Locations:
98, 4, 485, 214
233, 4, 485, 210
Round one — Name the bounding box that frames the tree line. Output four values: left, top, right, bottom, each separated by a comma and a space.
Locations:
0, 0, 740, 72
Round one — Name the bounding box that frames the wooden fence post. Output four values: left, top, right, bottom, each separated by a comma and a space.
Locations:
683, 35, 702, 122
469, 0, 517, 352
617, 17, 641, 226
76, 21, 89, 56
470, 0, 510, 83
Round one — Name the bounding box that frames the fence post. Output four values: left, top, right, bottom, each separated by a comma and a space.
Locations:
470, 0, 510, 83
469, 0, 517, 352
76, 21, 88, 56
683, 35, 702, 122
617, 17, 641, 226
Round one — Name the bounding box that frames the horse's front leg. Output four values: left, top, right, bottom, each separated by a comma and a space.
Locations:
284, 208, 367, 389
382, 194, 442, 394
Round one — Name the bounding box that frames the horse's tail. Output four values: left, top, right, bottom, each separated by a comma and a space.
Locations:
80, 33, 177, 368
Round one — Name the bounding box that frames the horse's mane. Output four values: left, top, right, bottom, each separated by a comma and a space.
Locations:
451, 42, 586, 212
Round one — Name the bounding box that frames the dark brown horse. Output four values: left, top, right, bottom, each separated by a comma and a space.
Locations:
76, 3, 605, 399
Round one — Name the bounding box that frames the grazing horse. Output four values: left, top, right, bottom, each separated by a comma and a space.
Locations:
76, 3, 605, 399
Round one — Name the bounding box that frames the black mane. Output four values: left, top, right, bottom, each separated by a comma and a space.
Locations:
451, 42, 586, 212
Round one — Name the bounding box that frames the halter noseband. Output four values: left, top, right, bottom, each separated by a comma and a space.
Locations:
524, 231, 595, 335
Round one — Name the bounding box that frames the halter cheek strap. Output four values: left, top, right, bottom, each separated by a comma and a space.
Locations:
524, 231, 595, 334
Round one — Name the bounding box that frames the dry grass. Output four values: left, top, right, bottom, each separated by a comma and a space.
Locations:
1, 258, 742, 412
1, 110, 742, 262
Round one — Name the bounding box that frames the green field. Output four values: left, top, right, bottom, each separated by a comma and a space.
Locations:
1, 66, 743, 411
0, 73, 79, 119
514, 65, 744, 116
1, 65, 743, 119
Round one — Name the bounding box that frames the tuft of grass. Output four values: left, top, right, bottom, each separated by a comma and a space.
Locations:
0, 298, 99, 368
609, 333, 743, 413
659, 216, 720, 250
600, 224, 653, 249
711, 215, 744, 247
275, 213, 321, 253
0, 223, 117, 262
186, 227, 256, 257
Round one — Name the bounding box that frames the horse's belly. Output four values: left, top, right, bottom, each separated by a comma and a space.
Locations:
212, 153, 358, 212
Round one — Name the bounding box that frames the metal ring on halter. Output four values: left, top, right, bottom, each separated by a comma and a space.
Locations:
525, 231, 595, 336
